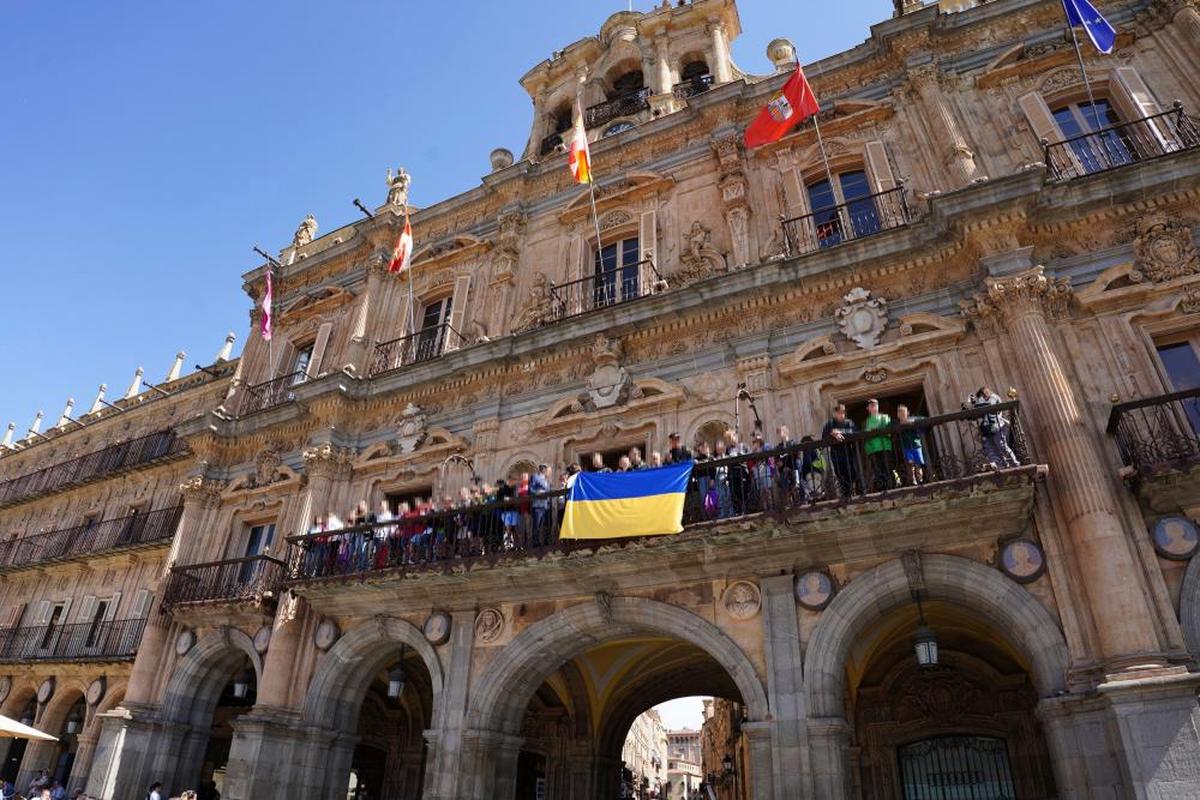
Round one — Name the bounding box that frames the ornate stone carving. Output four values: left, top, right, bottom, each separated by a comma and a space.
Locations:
37, 677, 55, 704
1131, 213, 1198, 283
836, 288, 889, 349
293, 214, 318, 248
302, 443, 354, 480
392, 403, 428, 455
1039, 68, 1082, 97
175, 629, 196, 656
674, 221, 727, 286
475, 607, 504, 642
573, 335, 641, 412
512, 272, 556, 334
863, 366, 888, 384
252, 447, 282, 487
385, 167, 411, 209
723, 581, 761, 620
595, 591, 614, 623
180, 475, 223, 507
1182, 287, 1200, 315
85, 676, 106, 706
314, 618, 340, 650
960, 267, 1073, 332
424, 611, 451, 645
599, 209, 633, 230
901, 549, 925, 593
253, 625, 272, 654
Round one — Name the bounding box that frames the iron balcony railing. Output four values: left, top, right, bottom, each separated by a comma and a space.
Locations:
241, 370, 307, 416
0, 429, 186, 510
1107, 387, 1200, 477
548, 258, 663, 323
540, 131, 566, 157
781, 184, 911, 257
0, 505, 182, 572
673, 74, 714, 101
287, 402, 1030, 584
162, 554, 286, 610
0, 616, 146, 663
1043, 103, 1200, 182
585, 88, 652, 129
371, 322, 465, 377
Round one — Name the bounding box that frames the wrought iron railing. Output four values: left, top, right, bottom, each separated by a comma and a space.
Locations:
287, 402, 1031, 584
0, 505, 181, 572
540, 131, 566, 157
585, 88, 652, 129
371, 322, 465, 377
162, 554, 286, 609
1107, 387, 1200, 477
548, 258, 663, 323
781, 184, 911, 256
1043, 103, 1200, 182
241, 371, 307, 416
0, 617, 146, 663
673, 74, 714, 101
0, 430, 185, 510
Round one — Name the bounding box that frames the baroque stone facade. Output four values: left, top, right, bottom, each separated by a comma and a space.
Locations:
4, 1, 1200, 799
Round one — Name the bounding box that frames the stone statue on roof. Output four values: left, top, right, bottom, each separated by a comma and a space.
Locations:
293, 214, 318, 247
386, 167, 411, 209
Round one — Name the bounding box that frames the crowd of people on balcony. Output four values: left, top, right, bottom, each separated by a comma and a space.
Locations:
294, 386, 1019, 576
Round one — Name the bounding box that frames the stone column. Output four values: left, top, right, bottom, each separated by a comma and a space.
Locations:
301, 443, 353, 522
654, 35, 672, 95
65, 731, 99, 791
759, 575, 809, 798
421, 610, 476, 800
708, 21, 733, 83
458, 730, 524, 800
347, 255, 387, 377
963, 266, 1162, 664
907, 63, 979, 186
1173, 5, 1200, 69
807, 717, 852, 799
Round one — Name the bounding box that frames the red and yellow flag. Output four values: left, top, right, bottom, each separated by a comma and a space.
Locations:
567, 105, 592, 184
744, 63, 821, 149
388, 212, 413, 274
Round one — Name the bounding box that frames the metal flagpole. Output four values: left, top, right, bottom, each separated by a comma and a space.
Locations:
579, 100, 606, 311
1065, 14, 1099, 114
404, 204, 417, 338
801, 58, 837, 190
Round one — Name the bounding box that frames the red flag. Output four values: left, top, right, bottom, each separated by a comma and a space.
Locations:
388, 213, 413, 274
260, 267, 273, 341
744, 64, 821, 149
568, 104, 592, 184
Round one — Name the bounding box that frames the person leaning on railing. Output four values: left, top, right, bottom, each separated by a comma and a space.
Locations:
896, 404, 926, 485
862, 398, 896, 492
822, 403, 860, 497
966, 386, 1019, 469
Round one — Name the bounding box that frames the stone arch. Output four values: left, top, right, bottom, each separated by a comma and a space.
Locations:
38, 680, 88, 734
0, 681, 39, 719
805, 554, 1070, 718
303, 616, 444, 735
160, 627, 263, 728
466, 596, 768, 737
688, 417, 733, 451
1178, 553, 1200, 657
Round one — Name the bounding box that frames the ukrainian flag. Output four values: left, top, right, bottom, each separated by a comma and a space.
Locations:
560, 462, 694, 540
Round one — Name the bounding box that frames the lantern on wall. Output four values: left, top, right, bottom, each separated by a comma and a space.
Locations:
65, 706, 83, 735
232, 669, 253, 699
912, 592, 939, 668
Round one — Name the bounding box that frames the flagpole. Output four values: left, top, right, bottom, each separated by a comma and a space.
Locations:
800, 59, 836, 190
1064, 10, 1099, 114
404, 204, 417, 339
578, 100, 606, 311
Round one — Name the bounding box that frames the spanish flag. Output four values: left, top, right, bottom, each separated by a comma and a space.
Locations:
560, 462, 693, 540
567, 103, 592, 184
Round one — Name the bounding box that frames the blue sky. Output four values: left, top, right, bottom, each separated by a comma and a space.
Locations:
0, 1, 884, 431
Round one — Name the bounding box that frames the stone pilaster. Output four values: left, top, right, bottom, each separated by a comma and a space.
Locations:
907, 63, 980, 186
742, 721, 776, 800
301, 443, 354, 521
458, 729, 524, 800
421, 609, 477, 800
707, 20, 733, 83
759, 575, 810, 799
255, 593, 309, 710
1099, 672, 1200, 798
66, 731, 99, 791
963, 267, 1164, 667
806, 717, 852, 800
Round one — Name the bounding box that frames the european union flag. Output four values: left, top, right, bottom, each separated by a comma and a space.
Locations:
1062, 0, 1117, 55
560, 462, 693, 540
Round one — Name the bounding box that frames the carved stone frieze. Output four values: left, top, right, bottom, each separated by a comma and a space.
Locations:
1131, 213, 1198, 283
1182, 287, 1200, 315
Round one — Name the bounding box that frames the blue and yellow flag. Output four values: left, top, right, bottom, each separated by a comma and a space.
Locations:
560, 462, 693, 540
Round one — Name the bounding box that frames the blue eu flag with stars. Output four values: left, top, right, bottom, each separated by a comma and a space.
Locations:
1062, 0, 1117, 55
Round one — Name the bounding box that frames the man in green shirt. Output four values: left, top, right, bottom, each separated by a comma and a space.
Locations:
862, 398, 895, 491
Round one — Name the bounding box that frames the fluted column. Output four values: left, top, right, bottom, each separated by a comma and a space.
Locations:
708, 21, 733, 83
347, 255, 387, 377
963, 267, 1161, 665
1175, 4, 1200, 45
907, 63, 979, 186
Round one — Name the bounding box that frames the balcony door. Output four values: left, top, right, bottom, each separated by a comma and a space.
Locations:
84, 599, 111, 648
240, 523, 276, 584
1052, 99, 1134, 174
593, 236, 641, 310
39, 602, 66, 650
415, 297, 452, 362
805, 170, 880, 248
1156, 339, 1200, 435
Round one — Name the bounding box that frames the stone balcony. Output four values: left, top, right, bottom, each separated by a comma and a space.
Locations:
1108, 387, 1200, 511
285, 402, 1043, 616
0, 505, 182, 574
0, 616, 146, 664
160, 554, 285, 628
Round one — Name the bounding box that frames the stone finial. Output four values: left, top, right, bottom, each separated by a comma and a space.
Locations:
1, 423, 14, 448
26, 411, 44, 439
489, 149, 514, 172
124, 367, 144, 400
88, 384, 108, 415
55, 398, 75, 429
766, 38, 796, 71
215, 332, 236, 363
165, 351, 186, 383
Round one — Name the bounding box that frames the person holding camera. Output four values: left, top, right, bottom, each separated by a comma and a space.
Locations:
967, 386, 1018, 469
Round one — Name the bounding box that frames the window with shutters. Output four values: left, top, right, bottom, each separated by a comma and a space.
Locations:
592, 236, 641, 309
1050, 99, 1136, 174
291, 343, 315, 385
40, 602, 65, 649
85, 599, 110, 647
415, 296, 453, 362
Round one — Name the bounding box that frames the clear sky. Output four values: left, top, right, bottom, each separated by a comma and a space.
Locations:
654, 696, 706, 731
1, 1, 885, 431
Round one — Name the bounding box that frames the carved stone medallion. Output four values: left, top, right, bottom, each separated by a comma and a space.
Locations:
723, 581, 761, 620
796, 571, 835, 611
1131, 214, 1198, 283
175, 629, 196, 656
86, 676, 106, 706
1152, 516, 1199, 561
37, 677, 55, 704
999, 538, 1046, 583
393, 404, 428, 455
314, 618, 341, 650
836, 288, 888, 349
424, 611, 451, 645
253, 625, 272, 654
475, 608, 505, 643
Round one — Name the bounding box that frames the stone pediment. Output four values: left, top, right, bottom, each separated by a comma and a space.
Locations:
281, 285, 357, 319
222, 463, 300, 497
974, 32, 1135, 89
559, 171, 674, 223
538, 378, 683, 436
411, 234, 492, 269
780, 313, 964, 383
354, 427, 467, 470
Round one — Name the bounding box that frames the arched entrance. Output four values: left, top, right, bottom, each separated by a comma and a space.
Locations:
805, 555, 1070, 800
1, 693, 37, 784
463, 598, 769, 800
158, 628, 263, 795
302, 618, 443, 800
